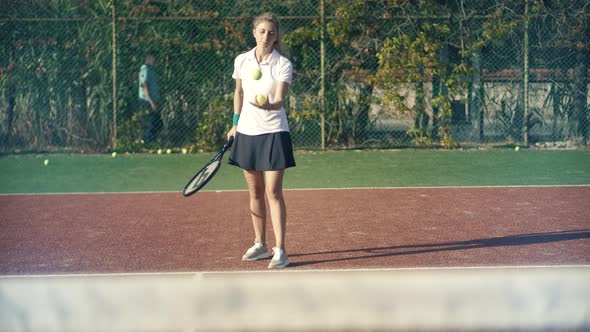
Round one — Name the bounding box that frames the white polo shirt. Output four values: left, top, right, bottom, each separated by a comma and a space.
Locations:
232, 48, 293, 135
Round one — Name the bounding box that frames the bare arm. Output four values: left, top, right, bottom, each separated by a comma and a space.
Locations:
234, 79, 244, 115
271, 81, 290, 110
142, 83, 157, 111
227, 79, 243, 139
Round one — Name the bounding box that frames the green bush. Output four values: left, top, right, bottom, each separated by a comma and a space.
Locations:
115, 111, 145, 152
193, 94, 232, 152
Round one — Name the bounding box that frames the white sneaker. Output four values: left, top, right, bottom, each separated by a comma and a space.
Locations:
242, 242, 270, 261
268, 247, 289, 269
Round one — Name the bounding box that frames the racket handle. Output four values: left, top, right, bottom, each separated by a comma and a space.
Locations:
226, 135, 235, 148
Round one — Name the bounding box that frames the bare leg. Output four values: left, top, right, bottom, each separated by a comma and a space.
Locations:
243, 169, 266, 245
264, 170, 287, 250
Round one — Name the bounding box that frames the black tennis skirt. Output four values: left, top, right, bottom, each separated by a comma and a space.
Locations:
228, 131, 296, 171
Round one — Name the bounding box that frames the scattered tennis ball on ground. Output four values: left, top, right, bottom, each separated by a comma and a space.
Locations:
166, 148, 172, 154
181, 148, 187, 154
252, 68, 262, 80
256, 94, 266, 106
111, 152, 117, 157
515, 146, 520, 152
157, 149, 162, 155
43, 159, 49, 166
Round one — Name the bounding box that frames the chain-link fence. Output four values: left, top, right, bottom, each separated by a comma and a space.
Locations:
1, 0, 588, 152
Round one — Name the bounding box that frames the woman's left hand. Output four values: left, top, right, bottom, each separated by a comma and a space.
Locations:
250, 95, 272, 111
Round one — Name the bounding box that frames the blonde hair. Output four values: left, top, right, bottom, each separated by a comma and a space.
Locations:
253, 12, 281, 51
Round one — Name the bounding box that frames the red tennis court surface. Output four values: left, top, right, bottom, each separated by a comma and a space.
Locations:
1, 186, 589, 275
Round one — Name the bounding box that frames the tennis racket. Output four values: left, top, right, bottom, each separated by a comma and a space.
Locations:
182, 136, 234, 197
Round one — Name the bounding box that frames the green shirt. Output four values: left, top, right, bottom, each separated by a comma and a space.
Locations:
138, 64, 158, 103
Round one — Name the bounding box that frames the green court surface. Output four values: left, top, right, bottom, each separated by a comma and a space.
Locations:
1, 149, 589, 194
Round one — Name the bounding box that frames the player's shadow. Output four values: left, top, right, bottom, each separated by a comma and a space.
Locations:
288, 229, 590, 267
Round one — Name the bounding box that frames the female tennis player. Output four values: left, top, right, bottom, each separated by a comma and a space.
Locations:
226, 13, 295, 269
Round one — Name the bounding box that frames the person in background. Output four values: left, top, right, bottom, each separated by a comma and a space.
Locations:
226, 13, 295, 269
138, 51, 161, 145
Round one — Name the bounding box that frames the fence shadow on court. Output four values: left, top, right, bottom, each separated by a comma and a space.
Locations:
288, 229, 590, 268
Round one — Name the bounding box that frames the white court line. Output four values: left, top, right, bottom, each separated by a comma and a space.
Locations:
2, 264, 590, 279
1, 183, 589, 196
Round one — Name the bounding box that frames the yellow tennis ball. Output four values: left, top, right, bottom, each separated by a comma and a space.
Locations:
111, 152, 117, 157
43, 159, 49, 166
181, 148, 188, 155
157, 149, 162, 155
166, 148, 172, 154
515, 146, 520, 152
252, 68, 262, 80
255, 94, 266, 106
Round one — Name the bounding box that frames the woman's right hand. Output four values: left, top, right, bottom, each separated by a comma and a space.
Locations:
226, 126, 237, 140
